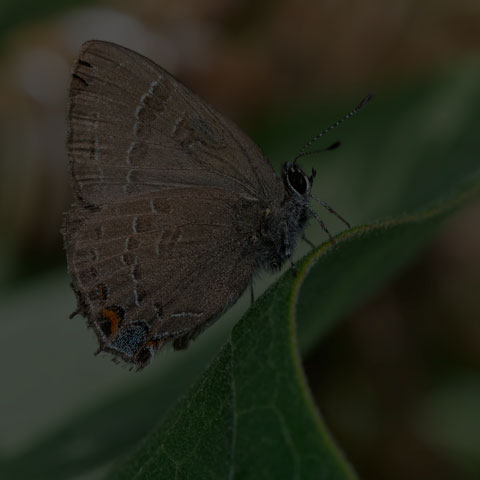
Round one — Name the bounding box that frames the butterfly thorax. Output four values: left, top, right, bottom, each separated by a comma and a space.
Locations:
254, 162, 313, 272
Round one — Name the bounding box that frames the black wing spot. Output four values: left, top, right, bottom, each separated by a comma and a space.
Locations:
78, 59, 92, 68
72, 73, 88, 86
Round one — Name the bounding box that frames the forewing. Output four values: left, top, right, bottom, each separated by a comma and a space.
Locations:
68, 40, 284, 206
64, 186, 261, 368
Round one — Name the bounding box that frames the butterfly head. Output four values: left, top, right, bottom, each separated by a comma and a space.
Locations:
283, 161, 316, 198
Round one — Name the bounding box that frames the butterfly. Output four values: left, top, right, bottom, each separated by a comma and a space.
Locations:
64, 40, 369, 369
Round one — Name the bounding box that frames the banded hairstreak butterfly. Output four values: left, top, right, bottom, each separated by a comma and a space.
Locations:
64, 40, 372, 369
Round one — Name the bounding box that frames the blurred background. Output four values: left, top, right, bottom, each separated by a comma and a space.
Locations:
0, 1, 479, 479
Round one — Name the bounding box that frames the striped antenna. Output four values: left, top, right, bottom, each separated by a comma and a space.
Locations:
294, 92, 375, 162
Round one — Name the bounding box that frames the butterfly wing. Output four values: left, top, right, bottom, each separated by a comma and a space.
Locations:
65, 41, 283, 367
68, 40, 283, 207
65, 186, 263, 368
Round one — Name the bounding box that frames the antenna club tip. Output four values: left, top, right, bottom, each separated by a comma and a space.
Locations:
356, 92, 375, 110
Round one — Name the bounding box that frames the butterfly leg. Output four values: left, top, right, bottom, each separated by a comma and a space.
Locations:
301, 234, 315, 251
290, 258, 297, 277
308, 207, 336, 245
250, 283, 255, 305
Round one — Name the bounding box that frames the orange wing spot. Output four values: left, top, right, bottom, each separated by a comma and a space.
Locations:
102, 308, 120, 334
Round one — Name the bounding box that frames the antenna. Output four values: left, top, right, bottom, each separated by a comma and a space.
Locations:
294, 140, 341, 162
294, 92, 375, 162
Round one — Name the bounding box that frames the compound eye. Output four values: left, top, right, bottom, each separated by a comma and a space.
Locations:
288, 168, 308, 194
